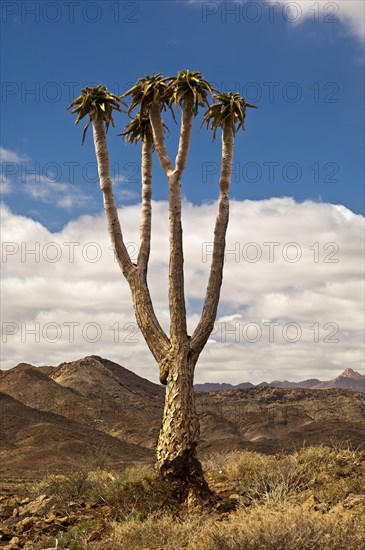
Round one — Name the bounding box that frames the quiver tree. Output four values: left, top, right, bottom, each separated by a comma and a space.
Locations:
68, 72, 256, 501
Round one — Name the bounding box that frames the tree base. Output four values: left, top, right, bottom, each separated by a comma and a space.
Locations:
159, 449, 213, 506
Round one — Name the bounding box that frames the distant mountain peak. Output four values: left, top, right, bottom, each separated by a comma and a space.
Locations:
339, 368, 362, 379
195, 368, 364, 393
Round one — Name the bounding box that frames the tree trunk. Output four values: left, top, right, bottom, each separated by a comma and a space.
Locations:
92, 110, 235, 504
156, 346, 212, 501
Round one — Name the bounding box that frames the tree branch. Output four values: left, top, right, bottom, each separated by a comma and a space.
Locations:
175, 100, 194, 174
93, 118, 134, 278
137, 129, 153, 275
129, 271, 171, 368
93, 119, 170, 370
168, 103, 194, 342
149, 103, 174, 177
190, 119, 235, 356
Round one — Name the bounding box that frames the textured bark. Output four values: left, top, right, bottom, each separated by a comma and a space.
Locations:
151, 102, 214, 499
156, 347, 212, 500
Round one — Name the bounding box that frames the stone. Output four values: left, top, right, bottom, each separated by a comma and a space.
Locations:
7, 536, 21, 550
15, 516, 34, 534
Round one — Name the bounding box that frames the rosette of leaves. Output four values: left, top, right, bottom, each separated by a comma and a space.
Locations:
121, 73, 173, 115
118, 110, 169, 146
67, 84, 125, 143
202, 91, 257, 139
164, 70, 214, 115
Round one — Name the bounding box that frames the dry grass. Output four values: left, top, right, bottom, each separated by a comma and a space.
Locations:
101, 505, 365, 550
30, 445, 365, 550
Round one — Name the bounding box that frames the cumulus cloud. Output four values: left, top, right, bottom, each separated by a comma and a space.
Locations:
1, 199, 364, 384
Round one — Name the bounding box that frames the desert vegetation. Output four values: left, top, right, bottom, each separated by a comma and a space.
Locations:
1, 444, 364, 549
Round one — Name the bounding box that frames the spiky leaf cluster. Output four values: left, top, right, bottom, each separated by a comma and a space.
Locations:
118, 109, 170, 146
121, 73, 173, 115
202, 92, 257, 140
67, 85, 125, 144
120, 73, 175, 143
165, 70, 214, 115
118, 110, 152, 144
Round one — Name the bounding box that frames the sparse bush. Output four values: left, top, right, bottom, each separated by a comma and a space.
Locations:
36, 468, 92, 499
202, 450, 237, 474
209, 445, 365, 506
219, 451, 308, 504
58, 519, 92, 549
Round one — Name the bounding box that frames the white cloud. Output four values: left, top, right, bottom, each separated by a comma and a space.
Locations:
0, 147, 29, 195
0, 175, 12, 195
188, 0, 365, 40
0, 147, 27, 163
270, 0, 365, 40
0, 147, 95, 209
1, 198, 364, 384
23, 176, 94, 210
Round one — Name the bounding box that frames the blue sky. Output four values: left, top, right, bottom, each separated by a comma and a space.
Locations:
1, 0, 364, 228
1, 1, 364, 381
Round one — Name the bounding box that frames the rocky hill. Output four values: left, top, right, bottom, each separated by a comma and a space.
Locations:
1, 356, 364, 478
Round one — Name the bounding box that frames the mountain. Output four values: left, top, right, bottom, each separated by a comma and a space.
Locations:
0, 356, 164, 449
195, 386, 365, 456
195, 369, 364, 393
194, 382, 254, 392
0, 391, 152, 478
1, 357, 364, 478
314, 368, 365, 393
